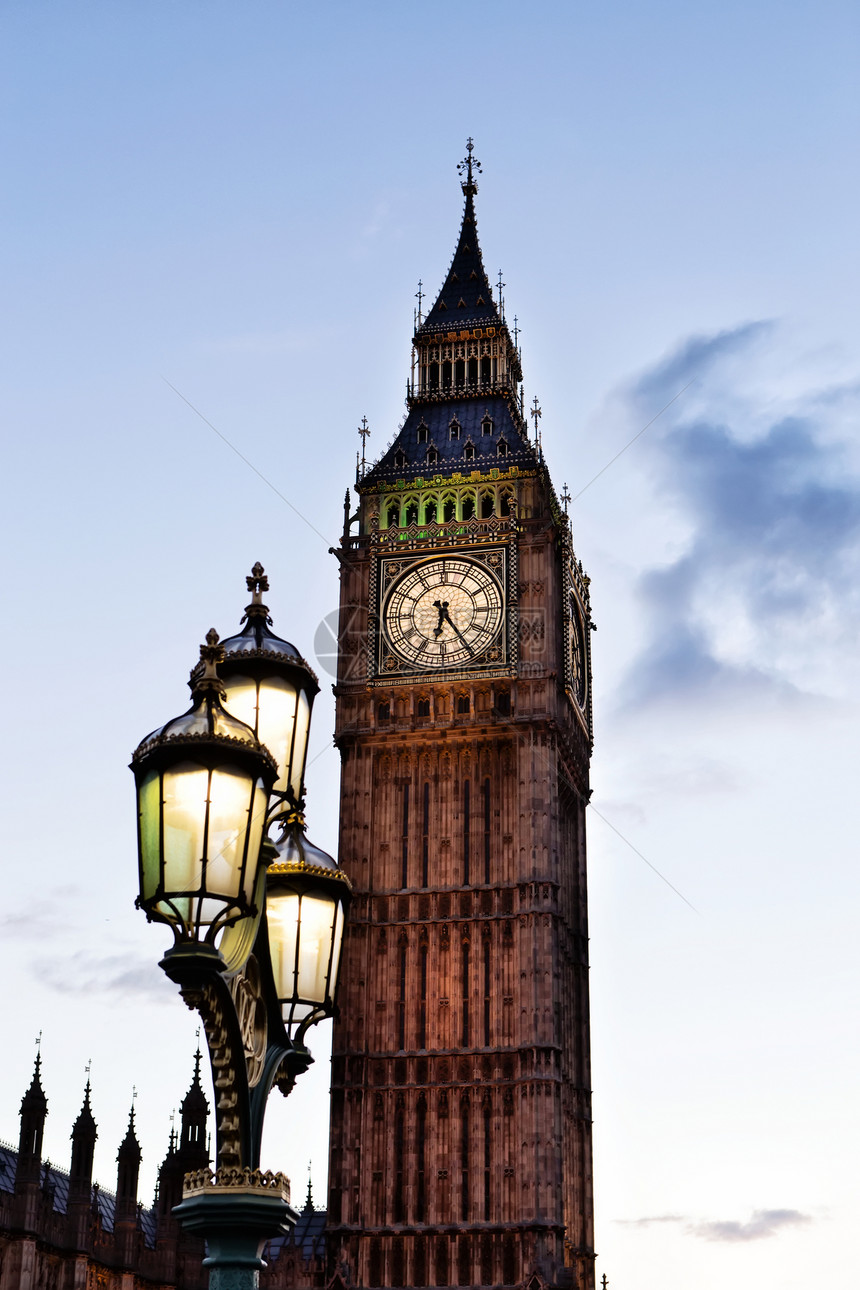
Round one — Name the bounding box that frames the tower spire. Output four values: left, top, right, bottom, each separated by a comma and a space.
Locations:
418, 139, 500, 335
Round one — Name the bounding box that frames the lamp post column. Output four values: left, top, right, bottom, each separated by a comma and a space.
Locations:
173, 1172, 294, 1290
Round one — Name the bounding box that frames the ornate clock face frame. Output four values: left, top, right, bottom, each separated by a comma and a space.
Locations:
568, 592, 588, 711
374, 548, 511, 680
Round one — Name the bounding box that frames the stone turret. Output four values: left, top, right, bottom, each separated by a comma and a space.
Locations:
116, 1102, 142, 1224
67, 1080, 98, 1249
15, 1052, 47, 1192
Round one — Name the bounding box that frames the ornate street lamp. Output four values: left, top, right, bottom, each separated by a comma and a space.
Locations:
132, 629, 277, 959
131, 568, 351, 1290
216, 562, 319, 817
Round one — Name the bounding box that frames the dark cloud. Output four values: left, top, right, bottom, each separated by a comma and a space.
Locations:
616, 1209, 812, 1242
690, 1209, 812, 1243
618, 324, 860, 706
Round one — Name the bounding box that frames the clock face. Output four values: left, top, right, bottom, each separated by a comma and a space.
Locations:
383, 556, 505, 670
569, 593, 587, 708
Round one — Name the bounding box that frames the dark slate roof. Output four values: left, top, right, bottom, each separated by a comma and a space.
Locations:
0, 1143, 16, 1193
263, 1206, 327, 1265
418, 188, 501, 335
0, 1142, 157, 1248
363, 395, 538, 488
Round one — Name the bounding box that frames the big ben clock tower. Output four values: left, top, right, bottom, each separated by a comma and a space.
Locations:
327, 142, 595, 1290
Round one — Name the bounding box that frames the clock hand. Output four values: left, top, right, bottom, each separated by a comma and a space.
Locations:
432, 599, 448, 639
443, 611, 474, 656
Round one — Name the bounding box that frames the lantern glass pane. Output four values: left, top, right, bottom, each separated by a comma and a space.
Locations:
206, 765, 257, 898
257, 678, 298, 794
244, 779, 269, 902
220, 675, 258, 733
295, 891, 336, 1006
329, 900, 345, 994
138, 769, 163, 901
290, 688, 311, 798
161, 761, 209, 895
267, 888, 301, 1005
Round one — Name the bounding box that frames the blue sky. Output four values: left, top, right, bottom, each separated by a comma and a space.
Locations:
1, 4, 858, 1287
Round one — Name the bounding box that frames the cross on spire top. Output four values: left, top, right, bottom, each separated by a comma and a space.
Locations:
457, 137, 482, 194
561, 483, 571, 515
358, 416, 371, 478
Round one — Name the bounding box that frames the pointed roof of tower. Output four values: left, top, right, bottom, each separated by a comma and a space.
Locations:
180, 1047, 209, 1117
20, 1051, 47, 1115
71, 1080, 97, 1141
417, 139, 501, 335
117, 1102, 142, 1163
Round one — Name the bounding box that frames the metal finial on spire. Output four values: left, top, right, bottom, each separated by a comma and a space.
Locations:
561, 483, 571, 515
415, 279, 424, 326
496, 270, 506, 320
457, 137, 482, 194
358, 416, 371, 478
512, 315, 520, 349
601, 1276, 609, 1290
530, 396, 542, 443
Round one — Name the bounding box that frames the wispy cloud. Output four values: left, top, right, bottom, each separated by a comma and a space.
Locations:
617, 1208, 812, 1242
616, 1214, 686, 1226
617, 323, 860, 707
33, 952, 171, 1002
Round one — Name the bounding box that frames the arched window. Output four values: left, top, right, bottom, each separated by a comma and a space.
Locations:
386, 501, 400, 528
427, 447, 439, 466
404, 498, 419, 526
480, 491, 494, 518
417, 425, 428, 443
497, 439, 508, 458
461, 493, 476, 521
449, 420, 460, 440
468, 357, 478, 384
429, 361, 439, 388
395, 449, 406, 468
481, 417, 493, 435
481, 355, 491, 384
417, 698, 431, 718
424, 497, 438, 524
455, 358, 465, 387
464, 443, 475, 461
443, 496, 456, 523
500, 490, 513, 517
442, 360, 452, 388
378, 701, 390, 722
457, 694, 470, 715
